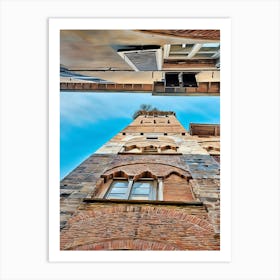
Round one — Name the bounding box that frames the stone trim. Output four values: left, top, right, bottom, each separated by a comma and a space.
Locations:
83, 197, 203, 206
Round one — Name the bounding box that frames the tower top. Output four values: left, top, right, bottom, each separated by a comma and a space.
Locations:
134, 110, 176, 119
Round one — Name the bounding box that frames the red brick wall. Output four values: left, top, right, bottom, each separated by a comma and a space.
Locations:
60, 203, 219, 250
163, 174, 194, 202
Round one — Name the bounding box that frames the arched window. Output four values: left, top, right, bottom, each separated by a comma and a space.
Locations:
98, 165, 194, 203
121, 136, 180, 154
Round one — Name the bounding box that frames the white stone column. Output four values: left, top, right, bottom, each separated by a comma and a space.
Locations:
158, 178, 164, 201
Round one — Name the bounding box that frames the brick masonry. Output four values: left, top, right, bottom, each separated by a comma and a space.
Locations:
60, 82, 153, 92
60, 203, 219, 250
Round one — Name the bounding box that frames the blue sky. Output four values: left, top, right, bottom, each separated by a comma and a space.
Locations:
60, 91, 220, 179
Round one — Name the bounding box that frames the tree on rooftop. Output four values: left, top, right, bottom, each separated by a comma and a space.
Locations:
133, 104, 159, 119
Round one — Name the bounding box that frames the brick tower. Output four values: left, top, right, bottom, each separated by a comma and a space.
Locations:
60, 110, 220, 250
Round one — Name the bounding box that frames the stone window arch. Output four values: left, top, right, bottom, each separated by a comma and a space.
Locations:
94, 164, 195, 203
142, 144, 158, 153
160, 144, 177, 153
120, 136, 180, 154
123, 144, 141, 153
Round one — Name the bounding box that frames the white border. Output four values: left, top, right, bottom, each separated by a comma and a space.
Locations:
49, 18, 231, 262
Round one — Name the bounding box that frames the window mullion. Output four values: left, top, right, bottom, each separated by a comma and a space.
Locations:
126, 178, 133, 199
158, 178, 164, 201
149, 181, 155, 200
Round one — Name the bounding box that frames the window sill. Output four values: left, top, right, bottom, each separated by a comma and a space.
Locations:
83, 197, 203, 206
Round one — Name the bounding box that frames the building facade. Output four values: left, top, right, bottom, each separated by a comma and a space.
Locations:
61, 29, 220, 96
60, 111, 220, 250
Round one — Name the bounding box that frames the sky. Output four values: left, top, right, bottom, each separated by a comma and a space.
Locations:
60, 91, 220, 179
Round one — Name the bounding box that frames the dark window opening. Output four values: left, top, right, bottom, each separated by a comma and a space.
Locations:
143, 146, 158, 153
60, 193, 71, 198
165, 73, 179, 87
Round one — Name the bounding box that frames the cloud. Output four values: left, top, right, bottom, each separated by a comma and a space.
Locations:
60, 91, 220, 127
